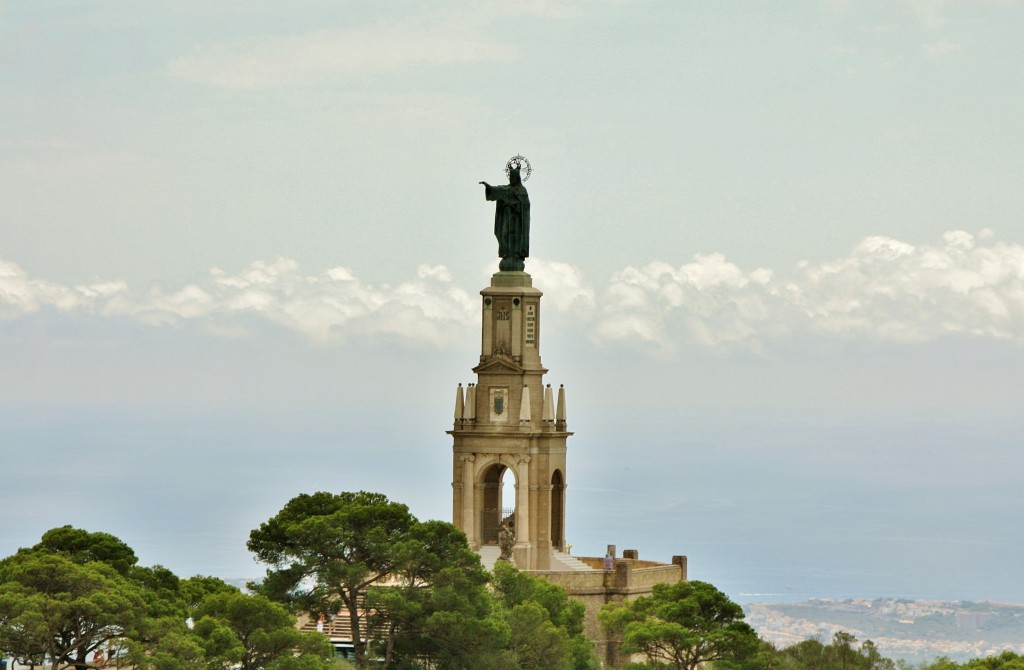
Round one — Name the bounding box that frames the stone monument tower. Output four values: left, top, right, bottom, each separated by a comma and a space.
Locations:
449, 157, 687, 665
449, 155, 571, 571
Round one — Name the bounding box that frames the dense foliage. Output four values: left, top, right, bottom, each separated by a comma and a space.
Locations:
491, 561, 599, 670
928, 652, 1024, 670
247, 491, 418, 666
0, 527, 332, 670
2, 501, 1022, 670
749, 631, 896, 670
731, 635, 1024, 670
0, 548, 147, 670
249, 490, 599, 670
599, 580, 760, 670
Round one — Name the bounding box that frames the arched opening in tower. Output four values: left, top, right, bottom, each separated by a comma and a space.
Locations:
480, 463, 517, 545
551, 469, 565, 549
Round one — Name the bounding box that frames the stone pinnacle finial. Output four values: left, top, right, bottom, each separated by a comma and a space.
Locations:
454, 383, 464, 422
519, 383, 532, 423
464, 384, 476, 422
556, 384, 566, 427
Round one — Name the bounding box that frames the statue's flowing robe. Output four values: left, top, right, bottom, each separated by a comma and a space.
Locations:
485, 183, 530, 261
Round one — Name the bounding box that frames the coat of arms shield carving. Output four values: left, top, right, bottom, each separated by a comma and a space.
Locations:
489, 388, 509, 423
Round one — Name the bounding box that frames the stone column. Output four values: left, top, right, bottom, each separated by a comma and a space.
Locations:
535, 482, 553, 570
481, 298, 493, 356
511, 298, 522, 360
672, 555, 688, 581
461, 455, 476, 548
513, 454, 532, 567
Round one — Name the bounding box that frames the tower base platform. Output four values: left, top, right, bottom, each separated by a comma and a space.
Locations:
476, 545, 688, 667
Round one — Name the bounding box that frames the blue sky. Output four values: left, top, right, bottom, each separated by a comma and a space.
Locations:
2, 1, 1023, 602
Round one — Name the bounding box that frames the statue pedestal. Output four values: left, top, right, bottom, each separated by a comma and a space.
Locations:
512, 543, 533, 570
490, 271, 532, 288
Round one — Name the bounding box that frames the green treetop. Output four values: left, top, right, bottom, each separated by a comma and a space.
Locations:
599, 580, 759, 670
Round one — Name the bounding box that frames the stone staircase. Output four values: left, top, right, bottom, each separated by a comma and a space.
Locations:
477, 545, 501, 571
550, 550, 590, 572
298, 609, 360, 640
476, 546, 591, 572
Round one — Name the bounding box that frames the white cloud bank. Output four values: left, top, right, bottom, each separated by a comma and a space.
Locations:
594, 229, 1024, 352
0, 258, 477, 347
3, 230, 1023, 351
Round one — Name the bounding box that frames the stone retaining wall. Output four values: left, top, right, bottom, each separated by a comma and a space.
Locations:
531, 555, 687, 667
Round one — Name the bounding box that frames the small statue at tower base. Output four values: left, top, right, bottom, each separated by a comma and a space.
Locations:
497, 522, 515, 562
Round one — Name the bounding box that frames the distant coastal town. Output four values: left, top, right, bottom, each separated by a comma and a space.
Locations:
746, 598, 1024, 664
